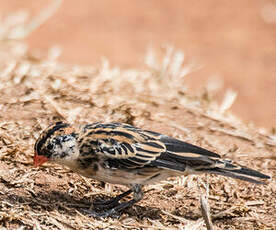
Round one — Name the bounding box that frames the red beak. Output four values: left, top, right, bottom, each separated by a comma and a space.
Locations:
34, 154, 49, 166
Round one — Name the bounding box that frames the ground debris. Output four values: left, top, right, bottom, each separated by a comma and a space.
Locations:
0, 22, 275, 230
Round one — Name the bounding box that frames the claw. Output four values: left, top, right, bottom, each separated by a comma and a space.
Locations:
93, 199, 119, 209
93, 189, 133, 209
83, 185, 143, 218
82, 208, 120, 218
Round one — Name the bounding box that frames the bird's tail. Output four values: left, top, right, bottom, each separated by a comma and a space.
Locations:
155, 135, 270, 184
196, 160, 270, 184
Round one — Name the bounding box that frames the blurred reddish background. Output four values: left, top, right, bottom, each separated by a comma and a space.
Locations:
1, 0, 276, 129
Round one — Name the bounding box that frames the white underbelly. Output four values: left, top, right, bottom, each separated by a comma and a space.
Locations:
78, 166, 178, 186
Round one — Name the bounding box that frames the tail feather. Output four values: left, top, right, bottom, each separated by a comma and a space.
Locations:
223, 163, 270, 179
153, 151, 270, 184
200, 168, 268, 184
196, 161, 270, 184
152, 135, 270, 184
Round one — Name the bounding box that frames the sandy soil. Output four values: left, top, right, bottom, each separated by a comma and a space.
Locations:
0, 1, 275, 230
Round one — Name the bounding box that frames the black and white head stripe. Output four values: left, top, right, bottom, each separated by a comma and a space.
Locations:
35, 122, 70, 156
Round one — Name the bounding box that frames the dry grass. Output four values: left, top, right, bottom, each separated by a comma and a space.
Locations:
0, 5, 275, 230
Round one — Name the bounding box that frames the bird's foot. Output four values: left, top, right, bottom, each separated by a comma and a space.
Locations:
83, 185, 143, 218
93, 198, 120, 209
83, 198, 139, 218
93, 189, 133, 209
82, 207, 121, 218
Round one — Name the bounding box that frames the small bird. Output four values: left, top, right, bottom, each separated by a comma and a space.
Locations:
34, 121, 270, 217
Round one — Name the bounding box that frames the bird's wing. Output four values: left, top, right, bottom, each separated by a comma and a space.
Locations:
79, 123, 221, 171
150, 134, 221, 171
79, 123, 166, 169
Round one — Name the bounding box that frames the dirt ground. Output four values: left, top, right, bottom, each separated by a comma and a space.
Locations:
0, 1, 275, 230
1, 0, 276, 128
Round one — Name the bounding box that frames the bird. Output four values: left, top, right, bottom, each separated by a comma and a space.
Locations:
34, 121, 270, 218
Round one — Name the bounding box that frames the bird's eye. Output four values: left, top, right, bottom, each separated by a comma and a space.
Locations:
47, 143, 54, 150
41, 149, 52, 158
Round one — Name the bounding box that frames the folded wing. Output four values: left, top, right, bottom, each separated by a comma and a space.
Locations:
84, 123, 270, 184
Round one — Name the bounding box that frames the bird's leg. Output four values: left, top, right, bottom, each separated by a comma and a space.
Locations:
93, 189, 133, 209
84, 185, 143, 218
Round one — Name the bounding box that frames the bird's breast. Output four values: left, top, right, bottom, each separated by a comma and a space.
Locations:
75, 163, 174, 186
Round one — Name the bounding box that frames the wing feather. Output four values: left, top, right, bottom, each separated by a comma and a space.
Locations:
80, 123, 222, 171
80, 123, 166, 169
160, 135, 220, 158
78, 123, 270, 184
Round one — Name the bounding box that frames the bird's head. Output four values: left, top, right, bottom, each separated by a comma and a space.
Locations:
34, 122, 79, 167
